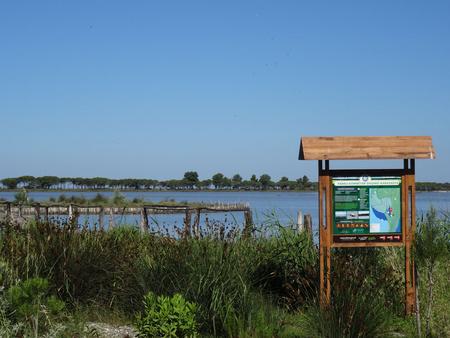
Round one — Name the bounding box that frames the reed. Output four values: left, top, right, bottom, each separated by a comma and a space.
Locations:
0, 209, 448, 336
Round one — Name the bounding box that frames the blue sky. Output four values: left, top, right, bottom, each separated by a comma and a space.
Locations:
1, 1, 449, 182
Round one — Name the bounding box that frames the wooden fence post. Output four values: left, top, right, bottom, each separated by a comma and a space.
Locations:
68, 204, 73, 223
140, 207, 149, 233
304, 214, 313, 235
6, 202, 11, 222
193, 208, 201, 238
109, 208, 115, 229
34, 204, 41, 223
297, 210, 304, 232
183, 209, 192, 238
98, 207, 104, 230
243, 210, 253, 237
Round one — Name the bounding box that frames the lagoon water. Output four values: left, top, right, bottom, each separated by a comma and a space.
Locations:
1, 191, 449, 234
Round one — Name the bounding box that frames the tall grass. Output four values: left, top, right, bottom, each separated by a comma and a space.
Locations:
0, 219, 317, 336
0, 221, 153, 312
297, 248, 404, 337
0, 210, 448, 337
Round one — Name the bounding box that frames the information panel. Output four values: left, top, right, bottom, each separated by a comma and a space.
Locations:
332, 176, 402, 244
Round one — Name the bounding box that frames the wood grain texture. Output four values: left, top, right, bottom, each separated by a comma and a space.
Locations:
299, 136, 435, 160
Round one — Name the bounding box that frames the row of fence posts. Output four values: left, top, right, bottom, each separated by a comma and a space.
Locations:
181, 208, 254, 238
3, 203, 312, 238
3, 203, 254, 237
4, 203, 52, 223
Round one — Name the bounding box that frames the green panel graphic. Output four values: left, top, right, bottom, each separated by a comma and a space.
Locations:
332, 176, 402, 243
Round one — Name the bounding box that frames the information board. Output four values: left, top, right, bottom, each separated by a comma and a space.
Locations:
332, 176, 402, 244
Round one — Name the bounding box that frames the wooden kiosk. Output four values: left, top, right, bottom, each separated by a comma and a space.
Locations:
299, 136, 435, 314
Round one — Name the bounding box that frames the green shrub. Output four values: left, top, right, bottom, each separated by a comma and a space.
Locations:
111, 191, 126, 206
14, 188, 29, 204
92, 193, 108, 204
7, 277, 65, 337
135, 292, 198, 337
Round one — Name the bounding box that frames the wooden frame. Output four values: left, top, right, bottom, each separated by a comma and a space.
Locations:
301, 136, 435, 315
318, 159, 417, 314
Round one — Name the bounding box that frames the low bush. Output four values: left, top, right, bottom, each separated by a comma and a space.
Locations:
6, 277, 65, 337
135, 292, 198, 338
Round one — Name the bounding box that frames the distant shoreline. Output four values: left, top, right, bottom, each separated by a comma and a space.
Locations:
0, 188, 317, 193
0, 188, 449, 193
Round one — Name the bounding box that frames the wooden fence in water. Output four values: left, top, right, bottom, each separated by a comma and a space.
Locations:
0, 201, 254, 237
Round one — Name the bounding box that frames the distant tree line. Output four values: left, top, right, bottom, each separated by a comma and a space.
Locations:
0, 173, 316, 191
416, 182, 450, 191
1, 174, 447, 192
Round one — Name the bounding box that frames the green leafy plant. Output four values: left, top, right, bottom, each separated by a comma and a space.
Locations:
14, 188, 29, 204
111, 190, 127, 206
135, 292, 198, 337
7, 277, 65, 337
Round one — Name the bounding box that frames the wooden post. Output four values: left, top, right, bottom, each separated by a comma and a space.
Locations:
318, 161, 325, 306
140, 207, 149, 233
244, 209, 253, 237
6, 202, 11, 222
193, 208, 201, 238
325, 170, 332, 306
304, 214, 312, 235
68, 204, 73, 224
34, 204, 41, 223
109, 208, 115, 229
44, 206, 49, 223
319, 160, 332, 307
99, 207, 104, 230
297, 210, 304, 232
404, 159, 417, 314
183, 209, 192, 238
410, 160, 417, 314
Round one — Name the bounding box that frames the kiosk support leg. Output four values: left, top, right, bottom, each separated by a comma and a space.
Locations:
319, 160, 332, 307
404, 159, 417, 315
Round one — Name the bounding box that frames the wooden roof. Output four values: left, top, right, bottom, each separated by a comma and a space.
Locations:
299, 136, 435, 160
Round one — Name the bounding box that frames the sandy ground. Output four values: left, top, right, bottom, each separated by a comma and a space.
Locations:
87, 322, 137, 338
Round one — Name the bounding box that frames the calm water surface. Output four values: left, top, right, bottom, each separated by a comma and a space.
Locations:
1, 191, 449, 233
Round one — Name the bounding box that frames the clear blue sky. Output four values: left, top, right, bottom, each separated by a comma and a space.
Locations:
1, 1, 449, 182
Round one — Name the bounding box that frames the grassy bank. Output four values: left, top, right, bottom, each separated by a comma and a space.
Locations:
0, 211, 448, 337
1, 191, 239, 209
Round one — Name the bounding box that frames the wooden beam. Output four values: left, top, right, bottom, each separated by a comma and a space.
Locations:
299, 136, 435, 160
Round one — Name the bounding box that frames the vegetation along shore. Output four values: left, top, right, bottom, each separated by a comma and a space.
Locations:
1, 173, 449, 191
0, 207, 448, 337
